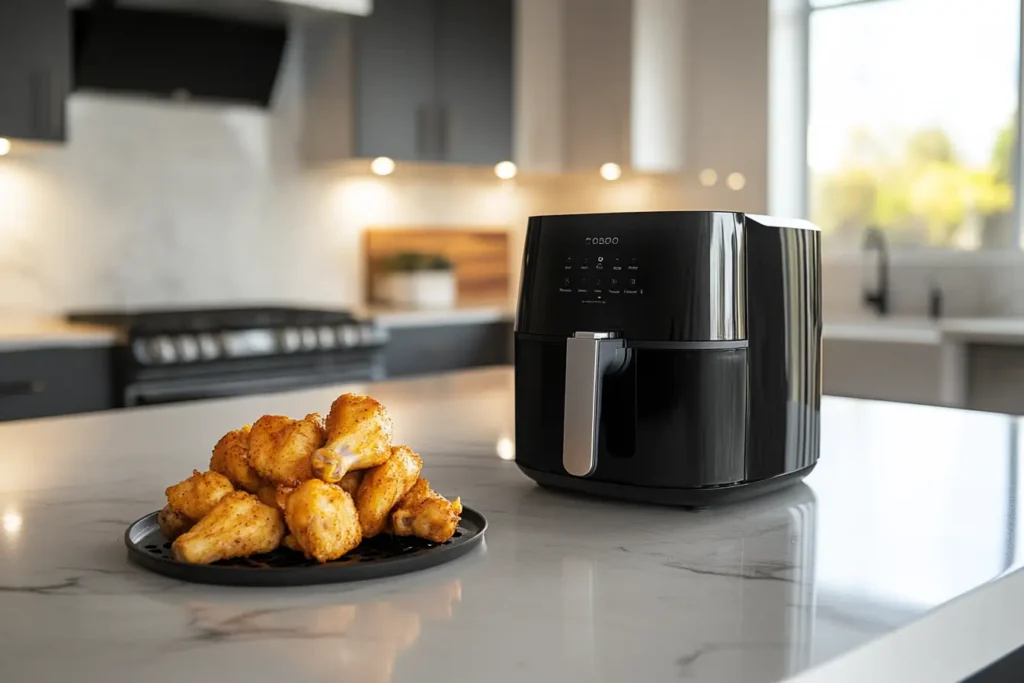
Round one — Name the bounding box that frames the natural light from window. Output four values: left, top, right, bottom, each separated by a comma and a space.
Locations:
808, 0, 1020, 249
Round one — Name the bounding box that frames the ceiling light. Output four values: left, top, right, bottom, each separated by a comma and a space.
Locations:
494, 161, 517, 180
600, 162, 622, 181
726, 172, 746, 191
0, 138, 10, 156
370, 156, 395, 176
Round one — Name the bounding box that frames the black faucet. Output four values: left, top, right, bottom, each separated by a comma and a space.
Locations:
862, 226, 889, 316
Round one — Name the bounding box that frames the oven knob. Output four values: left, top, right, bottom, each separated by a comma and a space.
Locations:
279, 327, 301, 353
175, 335, 200, 363
359, 324, 379, 345
317, 325, 336, 349
132, 339, 152, 365
149, 335, 177, 364
338, 325, 360, 347
300, 327, 318, 351
197, 333, 220, 360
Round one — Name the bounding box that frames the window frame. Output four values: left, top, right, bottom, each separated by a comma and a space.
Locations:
797, 0, 1024, 252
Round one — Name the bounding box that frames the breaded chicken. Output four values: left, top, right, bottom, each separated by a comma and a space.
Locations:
172, 491, 285, 564
165, 469, 235, 522
248, 413, 326, 486
339, 470, 364, 497
356, 446, 423, 538
209, 424, 265, 493
311, 394, 393, 484
157, 504, 194, 540
391, 477, 462, 543
256, 484, 294, 511
285, 479, 362, 563
281, 534, 304, 553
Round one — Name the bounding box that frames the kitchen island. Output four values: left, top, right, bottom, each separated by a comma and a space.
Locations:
0, 367, 1021, 683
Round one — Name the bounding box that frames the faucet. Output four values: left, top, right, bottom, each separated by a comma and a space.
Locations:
862, 226, 889, 316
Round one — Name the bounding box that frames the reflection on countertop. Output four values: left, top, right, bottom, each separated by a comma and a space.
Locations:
0, 368, 1022, 682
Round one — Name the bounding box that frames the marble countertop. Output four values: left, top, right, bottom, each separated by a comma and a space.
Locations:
1, 368, 1023, 683
0, 317, 119, 351
824, 315, 1024, 345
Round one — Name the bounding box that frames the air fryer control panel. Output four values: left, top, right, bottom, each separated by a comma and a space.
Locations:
516, 211, 746, 342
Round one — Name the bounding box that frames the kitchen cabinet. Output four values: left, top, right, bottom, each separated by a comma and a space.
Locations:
304, 0, 512, 166
384, 321, 513, 378
0, 348, 115, 422
0, 0, 69, 143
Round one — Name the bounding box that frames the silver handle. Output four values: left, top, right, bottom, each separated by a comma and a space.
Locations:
563, 331, 625, 477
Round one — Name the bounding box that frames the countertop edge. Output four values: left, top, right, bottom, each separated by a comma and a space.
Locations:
788, 566, 1024, 683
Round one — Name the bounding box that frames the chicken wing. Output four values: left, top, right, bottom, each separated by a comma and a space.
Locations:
390, 477, 462, 543
284, 479, 362, 563
248, 413, 326, 486
311, 394, 393, 484
172, 491, 285, 564
165, 469, 235, 522
256, 484, 294, 512
356, 446, 423, 538
340, 470, 364, 497
157, 504, 194, 541
209, 424, 265, 493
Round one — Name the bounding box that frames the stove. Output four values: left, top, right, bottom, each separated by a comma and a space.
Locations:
67, 307, 387, 406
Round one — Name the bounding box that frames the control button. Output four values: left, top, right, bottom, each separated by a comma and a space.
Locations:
300, 327, 318, 351
608, 277, 621, 294
563, 276, 571, 286
625, 276, 639, 294
197, 333, 220, 360
339, 325, 360, 347
175, 335, 200, 363
317, 325, 336, 349
612, 258, 622, 271
628, 257, 639, 271
280, 327, 302, 353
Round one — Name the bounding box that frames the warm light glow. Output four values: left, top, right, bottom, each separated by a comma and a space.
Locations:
496, 436, 516, 461
3, 511, 22, 535
698, 168, 718, 187
726, 172, 746, 190
494, 161, 517, 180
0, 138, 10, 156
370, 156, 396, 176
600, 162, 622, 181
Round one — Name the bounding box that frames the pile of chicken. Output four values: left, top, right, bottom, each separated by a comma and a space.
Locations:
158, 393, 462, 565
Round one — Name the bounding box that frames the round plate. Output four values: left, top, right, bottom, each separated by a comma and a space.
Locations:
125, 505, 486, 586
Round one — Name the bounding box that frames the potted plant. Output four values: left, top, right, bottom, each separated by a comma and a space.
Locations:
377, 251, 457, 308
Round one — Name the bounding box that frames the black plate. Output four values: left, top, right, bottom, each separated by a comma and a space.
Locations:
125, 505, 486, 586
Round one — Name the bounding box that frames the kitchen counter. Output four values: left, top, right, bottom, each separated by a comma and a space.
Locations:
1, 367, 1022, 683
824, 315, 1024, 345
358, 302, 515, 329
0, 316, 119, 351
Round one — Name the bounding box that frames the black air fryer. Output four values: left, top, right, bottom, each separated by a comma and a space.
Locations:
514, 211, 822, 506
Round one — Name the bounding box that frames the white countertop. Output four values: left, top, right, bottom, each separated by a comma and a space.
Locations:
358, 302, 515, 328
0, 317, 120, 351
0, 367, 1022, 682
825, 315, 1024, 345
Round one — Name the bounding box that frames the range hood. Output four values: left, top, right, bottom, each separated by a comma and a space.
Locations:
70, 0, 371, 107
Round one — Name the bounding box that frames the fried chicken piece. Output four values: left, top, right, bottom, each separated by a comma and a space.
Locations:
172, 491, 285, 565
340, 470, 364, 497
285, 479, 362, 563
281, 534, 304, 553
209, 424, 265, 493
248, 413, 326, 487
311, 394, 393, 484
356, 446, 423, 538
391, 478, 462, 543
157, 504, 194, 541
165, 470, 235, 522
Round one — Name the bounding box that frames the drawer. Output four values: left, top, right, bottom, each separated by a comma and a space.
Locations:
0, 347, 116, 421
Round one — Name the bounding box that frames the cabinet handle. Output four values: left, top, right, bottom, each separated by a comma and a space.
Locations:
0, 380, 46, 397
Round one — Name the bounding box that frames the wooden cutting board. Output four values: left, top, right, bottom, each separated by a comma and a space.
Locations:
364, 227, 511, 304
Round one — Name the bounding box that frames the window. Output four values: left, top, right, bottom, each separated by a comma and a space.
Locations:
807, 0, 1021, 249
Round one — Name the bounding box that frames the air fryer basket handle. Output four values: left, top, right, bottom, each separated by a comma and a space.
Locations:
563, 331, 625, 477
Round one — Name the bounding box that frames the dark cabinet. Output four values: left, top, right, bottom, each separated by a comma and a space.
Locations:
0, 347, 115, 422
0, 0, 69, 143
353, 0, 512, 165
384, 321, 513, 378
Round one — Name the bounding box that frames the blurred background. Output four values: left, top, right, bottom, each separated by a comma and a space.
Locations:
2, 0, 1024, 421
